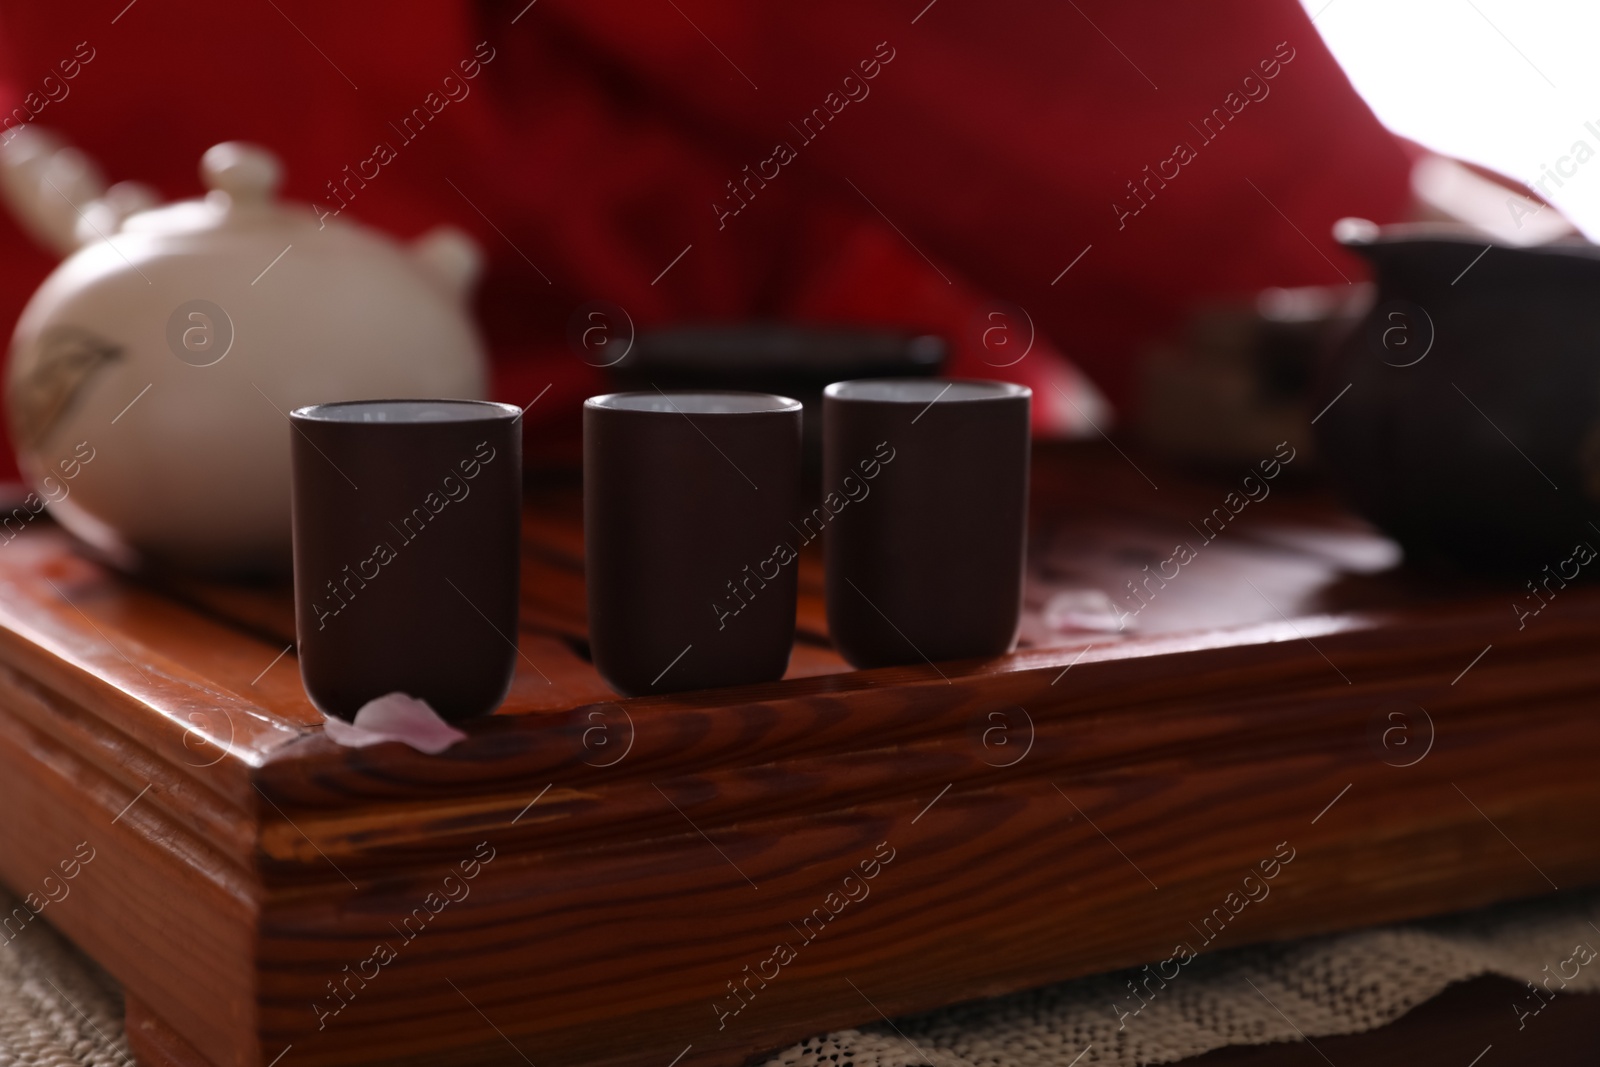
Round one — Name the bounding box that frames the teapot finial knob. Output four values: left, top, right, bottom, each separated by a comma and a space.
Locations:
200, 142, 282, 205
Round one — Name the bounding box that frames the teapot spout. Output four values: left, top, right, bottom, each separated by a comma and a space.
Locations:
0, 125, 109, 256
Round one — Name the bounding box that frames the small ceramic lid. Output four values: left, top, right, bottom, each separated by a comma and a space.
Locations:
118, 142, 313, 237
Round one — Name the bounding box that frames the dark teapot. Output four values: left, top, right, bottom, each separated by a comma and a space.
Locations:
1314, 219, 1600, 569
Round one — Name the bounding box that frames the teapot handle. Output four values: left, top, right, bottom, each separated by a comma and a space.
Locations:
0, 125, 110, 256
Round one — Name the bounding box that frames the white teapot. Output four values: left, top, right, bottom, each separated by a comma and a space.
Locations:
0, 128, 488, 571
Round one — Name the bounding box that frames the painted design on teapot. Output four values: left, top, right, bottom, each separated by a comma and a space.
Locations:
9, 324, 121, 447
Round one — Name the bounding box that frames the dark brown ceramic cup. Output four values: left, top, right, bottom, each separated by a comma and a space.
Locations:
584, 391, 801, 696
290, 399, 523, 722
822, 379, 1030, 669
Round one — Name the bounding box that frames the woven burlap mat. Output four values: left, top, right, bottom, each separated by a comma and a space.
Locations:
0, 887, 127, 1067
764, 891, 1600, 1067
2, 886, 1596, 1066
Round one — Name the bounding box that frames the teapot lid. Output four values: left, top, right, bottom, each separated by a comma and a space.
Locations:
118, 142, 315, 237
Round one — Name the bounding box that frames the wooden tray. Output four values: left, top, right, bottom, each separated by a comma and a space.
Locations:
0, 442, 1596, 1067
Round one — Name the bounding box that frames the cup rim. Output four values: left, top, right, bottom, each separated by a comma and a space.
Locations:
585, 390, 803, 415
290, 399, 523, 424
823, 378, 1031, 404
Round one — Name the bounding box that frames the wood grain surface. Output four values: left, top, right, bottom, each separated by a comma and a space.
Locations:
0, 443, 1593, 1067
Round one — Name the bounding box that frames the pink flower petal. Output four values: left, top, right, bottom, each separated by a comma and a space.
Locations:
321, 692, 467, 755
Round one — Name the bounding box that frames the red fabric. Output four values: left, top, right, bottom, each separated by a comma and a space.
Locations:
0, 0, 1411, 477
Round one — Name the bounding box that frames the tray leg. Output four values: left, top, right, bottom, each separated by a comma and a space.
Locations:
126, 997, 222, 1067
